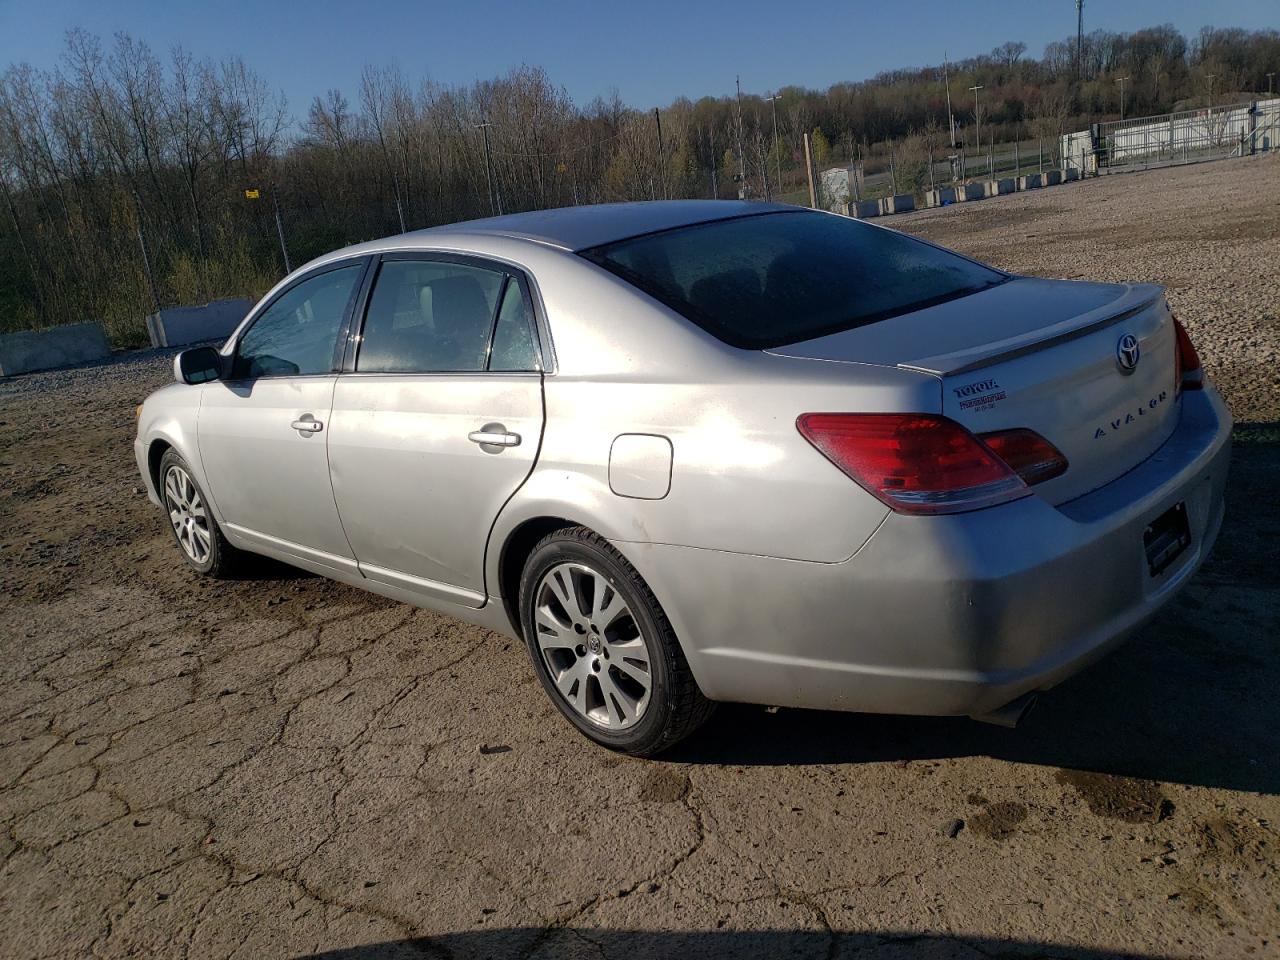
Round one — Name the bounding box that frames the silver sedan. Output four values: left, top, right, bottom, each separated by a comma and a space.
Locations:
134, 201, 1231, 755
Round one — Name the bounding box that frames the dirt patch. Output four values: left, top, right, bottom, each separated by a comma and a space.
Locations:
968, 801, 1028, 840
1056, 770, 1174, 823
1196, 816, 1273, 867
638, 767, 690, 803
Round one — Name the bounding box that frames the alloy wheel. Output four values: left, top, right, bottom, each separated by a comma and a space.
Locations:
533, 561, 653, 730
163, 464, 212, 565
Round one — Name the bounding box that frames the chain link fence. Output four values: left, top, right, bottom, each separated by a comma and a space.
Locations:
1061, 100, 1280, 176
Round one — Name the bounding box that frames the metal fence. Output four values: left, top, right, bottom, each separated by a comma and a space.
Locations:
1061, 99, 1280, 176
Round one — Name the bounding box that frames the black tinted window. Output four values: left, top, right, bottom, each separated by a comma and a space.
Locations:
357, 260, 503, 373
234, 264, 362, 378
489, 281, 539, 372
580, 211, 1005, 349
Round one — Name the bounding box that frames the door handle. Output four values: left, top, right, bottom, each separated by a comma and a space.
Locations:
291, 415, 323, 434
468, 429, 521, 447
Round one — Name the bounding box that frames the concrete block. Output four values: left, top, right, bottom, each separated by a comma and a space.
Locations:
850, 199, 881, 219
1017, 174, 1043, 190
879, 194, 915, 215
0, 322, 110, 377
1043, 170, 1063, 186
1063, 168, 1080, 182
956, 183, 985, 202
984, 179, 1016, 197
146, 298, 252, 349
925, 187, 957, 207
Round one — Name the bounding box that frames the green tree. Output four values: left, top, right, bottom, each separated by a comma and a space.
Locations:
811, 126, 831, 168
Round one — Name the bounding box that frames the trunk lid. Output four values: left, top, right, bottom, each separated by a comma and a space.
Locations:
768, 277, 1181, 504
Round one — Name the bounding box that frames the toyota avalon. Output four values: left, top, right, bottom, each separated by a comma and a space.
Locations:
134, 201, 1230, 755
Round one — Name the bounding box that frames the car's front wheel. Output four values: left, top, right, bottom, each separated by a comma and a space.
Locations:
158, 449, 242, 578
518, 526, 714, 756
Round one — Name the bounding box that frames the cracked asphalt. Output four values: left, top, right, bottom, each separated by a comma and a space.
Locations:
2, 156, 1278, 959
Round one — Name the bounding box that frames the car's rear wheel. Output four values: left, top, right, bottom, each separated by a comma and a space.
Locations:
158, 449, 242, 578
518, 526, 714, 756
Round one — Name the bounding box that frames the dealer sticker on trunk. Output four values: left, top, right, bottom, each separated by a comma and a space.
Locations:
953, 378, 1007, 412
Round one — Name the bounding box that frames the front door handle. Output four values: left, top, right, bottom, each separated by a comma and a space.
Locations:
468, 428, 521, 447
291, 415, 323, 434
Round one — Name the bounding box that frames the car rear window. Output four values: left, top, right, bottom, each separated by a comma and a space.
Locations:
579, 210, 1006, 349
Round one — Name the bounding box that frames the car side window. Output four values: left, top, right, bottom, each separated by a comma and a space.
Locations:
489, 280, 540, 372
357, 260, 504, 373
233, 264, 363, 379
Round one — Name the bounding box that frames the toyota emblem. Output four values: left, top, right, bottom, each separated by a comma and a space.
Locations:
1116, 333, 1140, 373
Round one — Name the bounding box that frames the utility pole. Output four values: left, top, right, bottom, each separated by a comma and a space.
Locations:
765, 93, 782, 199
131, 188, 161, 311
943, 52, 956, 147
802, 131, 817, 208
734, 76, 747, 199
476, 122, 502, 215
969, 84, 984, 175
1116, 76, 1130, 120
1267, 73, 1275, 96
653, 108, 667, 199
1076, 0, 1085, 82
271, 184, 291, 274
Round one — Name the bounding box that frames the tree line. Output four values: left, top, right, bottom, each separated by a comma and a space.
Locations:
1, 24, 1276, 344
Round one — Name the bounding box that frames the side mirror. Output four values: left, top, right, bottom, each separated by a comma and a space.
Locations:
174, 346, 225, 385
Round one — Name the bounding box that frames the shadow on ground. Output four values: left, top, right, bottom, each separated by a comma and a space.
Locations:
665, 423, 1279, 796
298, 929, 1170, 959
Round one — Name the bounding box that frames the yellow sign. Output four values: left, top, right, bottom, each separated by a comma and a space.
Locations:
244, 188, 260, 200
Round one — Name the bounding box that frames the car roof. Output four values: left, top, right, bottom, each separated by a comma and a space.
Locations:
386, 200, 796, 253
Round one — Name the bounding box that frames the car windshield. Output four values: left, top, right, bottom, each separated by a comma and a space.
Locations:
579, 210, 1007, 349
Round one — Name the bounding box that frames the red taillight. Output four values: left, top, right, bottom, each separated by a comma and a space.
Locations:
976, 429, 1069, 485
1173, 316, 1203, 393
796, 413, 1029, 515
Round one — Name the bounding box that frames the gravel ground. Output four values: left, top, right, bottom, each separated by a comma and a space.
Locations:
1, 156, 1277, 960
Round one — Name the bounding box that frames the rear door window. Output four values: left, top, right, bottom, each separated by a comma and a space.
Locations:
488, 280, 540, 372
580, 210, 1006, 349
357, 260, 505, 373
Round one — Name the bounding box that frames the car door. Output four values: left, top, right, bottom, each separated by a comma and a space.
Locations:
198, 259, 369, 573
327, 253, 546, 607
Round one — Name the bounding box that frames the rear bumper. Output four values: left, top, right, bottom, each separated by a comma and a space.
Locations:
622, 386, 1232, 716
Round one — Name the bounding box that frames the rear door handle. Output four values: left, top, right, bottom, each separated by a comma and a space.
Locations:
468, 429, 521, 447
291, 415, 323, 434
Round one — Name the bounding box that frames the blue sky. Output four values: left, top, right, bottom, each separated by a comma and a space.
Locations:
1, 0, 1275, 115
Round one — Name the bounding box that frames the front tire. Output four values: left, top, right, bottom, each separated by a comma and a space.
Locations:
158, 449, 242, 578
518, 526, 714, 756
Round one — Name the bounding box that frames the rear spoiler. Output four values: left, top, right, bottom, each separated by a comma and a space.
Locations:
898, 283, 1165, 377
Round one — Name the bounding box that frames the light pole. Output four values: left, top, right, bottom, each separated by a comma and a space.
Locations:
765, 94, 782, 199
1076, 0, 1085, 82
1116, 76, 1130, 120
943, 52, 956, 147
968, 84, 984, 176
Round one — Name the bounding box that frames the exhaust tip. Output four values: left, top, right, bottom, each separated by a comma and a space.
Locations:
970, 692, 1038, 729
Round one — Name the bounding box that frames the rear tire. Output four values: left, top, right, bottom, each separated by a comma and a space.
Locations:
518, 526, 714, 756
158, 449, 243, 579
